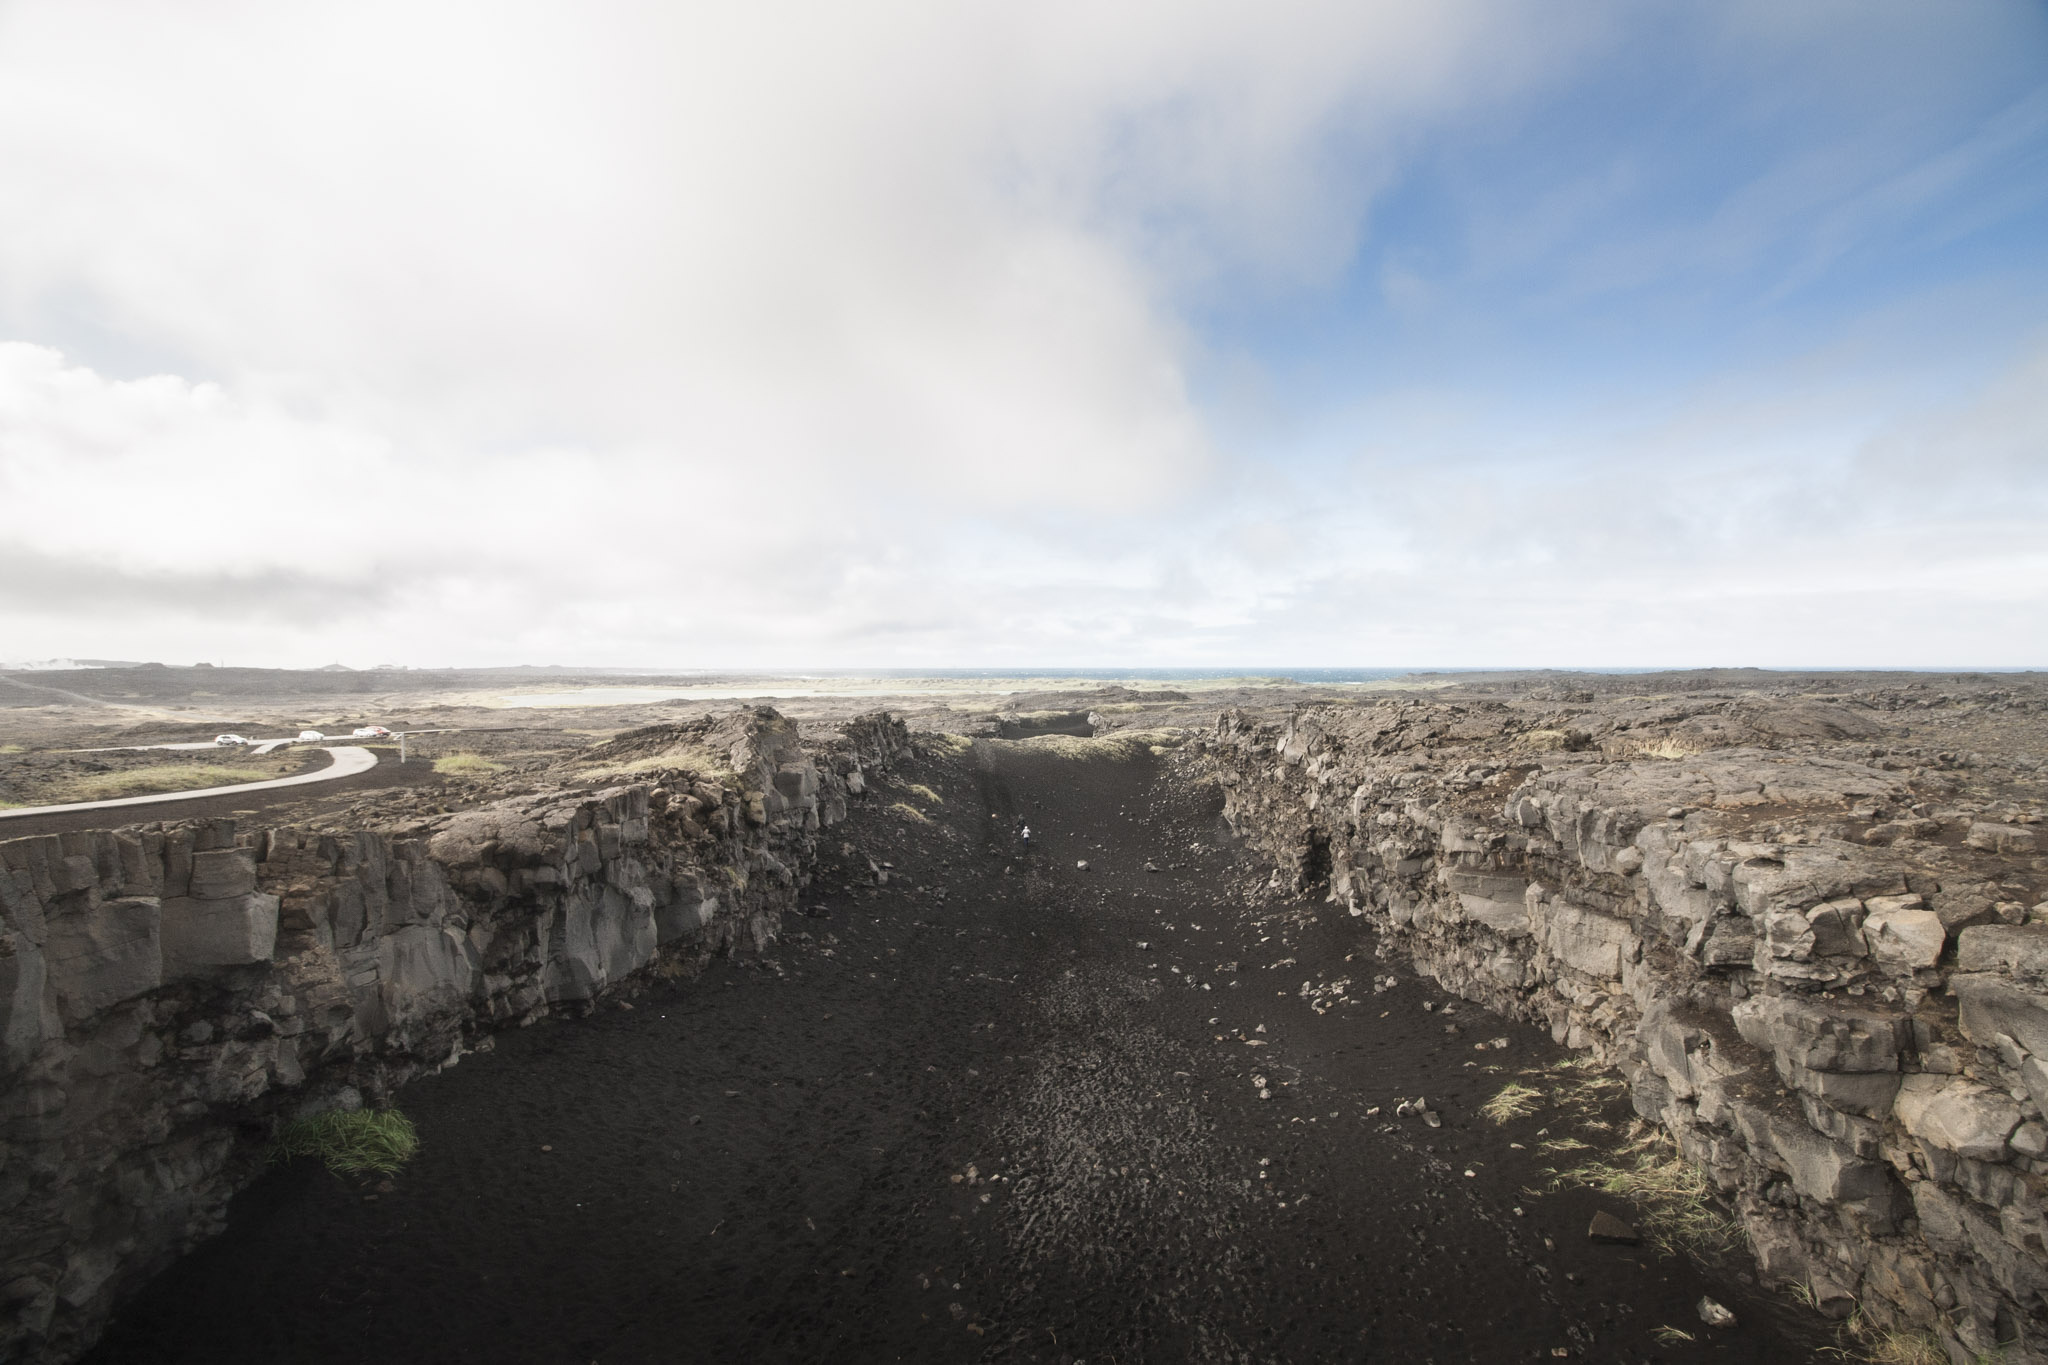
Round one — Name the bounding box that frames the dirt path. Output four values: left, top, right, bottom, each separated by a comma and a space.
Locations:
84, 741, 1827, 1364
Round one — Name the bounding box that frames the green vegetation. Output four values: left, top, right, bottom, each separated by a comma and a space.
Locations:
1550, 1121, 1737, 1257
1480, 1081, 1542, 1124
579, 744, 730, 783
433, 752, 507, 777
887, 801, 931, 824
1844, 1327, 1947, 1365
0, 743, 25, 755
1001, 728, 1188, 762
58, 762, 288, 802
1653, 1325, 1696, 1345
270, 1107, 419, 1177
902, 782, 942, 806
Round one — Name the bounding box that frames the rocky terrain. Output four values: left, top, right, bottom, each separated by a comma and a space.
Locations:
6, 669, 2047, 1363
0, 708, 908, 1362
1194, 676, 2048, 1361
62, 725, 1827, 1364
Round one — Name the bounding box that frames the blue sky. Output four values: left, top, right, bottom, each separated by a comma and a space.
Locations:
0, 0, 2043, 668
1205, 3, 2048, 456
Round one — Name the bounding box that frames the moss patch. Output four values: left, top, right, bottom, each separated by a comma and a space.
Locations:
993, 728, 1188, 762
57, 761, 297, 802
433, 753, 508, 777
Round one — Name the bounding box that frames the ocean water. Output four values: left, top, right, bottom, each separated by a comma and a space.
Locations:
495, 668, 1423, 707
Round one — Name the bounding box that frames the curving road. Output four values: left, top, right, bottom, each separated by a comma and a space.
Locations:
0, 745, 379, 823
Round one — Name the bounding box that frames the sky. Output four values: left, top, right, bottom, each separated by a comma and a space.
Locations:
0, 0, 2044, 670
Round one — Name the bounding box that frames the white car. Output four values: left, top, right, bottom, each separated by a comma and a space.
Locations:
214, 733, 248, 747
351, 725, 392, 738
297, 729, 325, 742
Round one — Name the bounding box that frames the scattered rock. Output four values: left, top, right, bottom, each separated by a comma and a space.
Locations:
1587, 1211, 1639, 1245
1696, 1296, 1735, 1328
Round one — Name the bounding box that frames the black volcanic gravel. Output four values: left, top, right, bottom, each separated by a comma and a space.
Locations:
84, 742, 1829, 1364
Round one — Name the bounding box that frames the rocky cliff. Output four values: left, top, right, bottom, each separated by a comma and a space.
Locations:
1196, 693, 2048, 1361
0, 707, 908, 1364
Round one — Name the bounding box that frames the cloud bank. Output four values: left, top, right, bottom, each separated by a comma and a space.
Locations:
0, 1, 2042, 667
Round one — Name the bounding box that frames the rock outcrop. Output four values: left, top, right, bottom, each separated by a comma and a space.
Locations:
1196, 693, 2048, 1361
0, 708, 907, 1364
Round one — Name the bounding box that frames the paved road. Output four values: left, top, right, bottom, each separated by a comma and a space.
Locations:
0, 746, 379, 823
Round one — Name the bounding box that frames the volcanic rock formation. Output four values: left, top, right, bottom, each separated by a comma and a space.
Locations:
1196, 688, 2048, 1360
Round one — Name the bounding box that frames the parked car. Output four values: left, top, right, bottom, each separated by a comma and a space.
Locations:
214, 734, 248, 746
351, 725, 392, 738
297, 729, 325, 742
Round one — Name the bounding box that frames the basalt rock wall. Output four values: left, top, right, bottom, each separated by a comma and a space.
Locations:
0, 707, 908, 1364
1196, 695, 2048, 1362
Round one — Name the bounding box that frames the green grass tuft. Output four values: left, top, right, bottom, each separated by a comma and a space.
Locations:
902, 783, 942, 806
887, 801, 931, 824
1552, 1121, 1737, 1257
1851, 1327, 1948, 1365
1481, 1081, 1543, 1124
271, 1108, 420, 1176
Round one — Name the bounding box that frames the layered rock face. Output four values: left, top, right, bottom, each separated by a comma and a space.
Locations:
0, 708, 906, 1364
1197, 693, 2048, 1360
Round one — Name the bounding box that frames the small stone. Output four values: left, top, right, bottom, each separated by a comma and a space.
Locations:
1667, 807, 1686, 819
1697, 1296, 1736, 1328
1588, 1211, 1639, 1244
540, 1144, 553, 1153
1076, 860, 1089, 871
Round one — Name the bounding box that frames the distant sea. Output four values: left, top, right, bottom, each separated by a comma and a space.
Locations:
847, 667, 1415, 684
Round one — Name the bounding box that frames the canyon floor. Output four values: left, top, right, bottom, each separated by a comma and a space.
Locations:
80, 738, 1829, 1364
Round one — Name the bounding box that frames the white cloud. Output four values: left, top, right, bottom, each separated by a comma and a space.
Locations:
0, 2, 2037, 669
0, 0, 1567, 664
